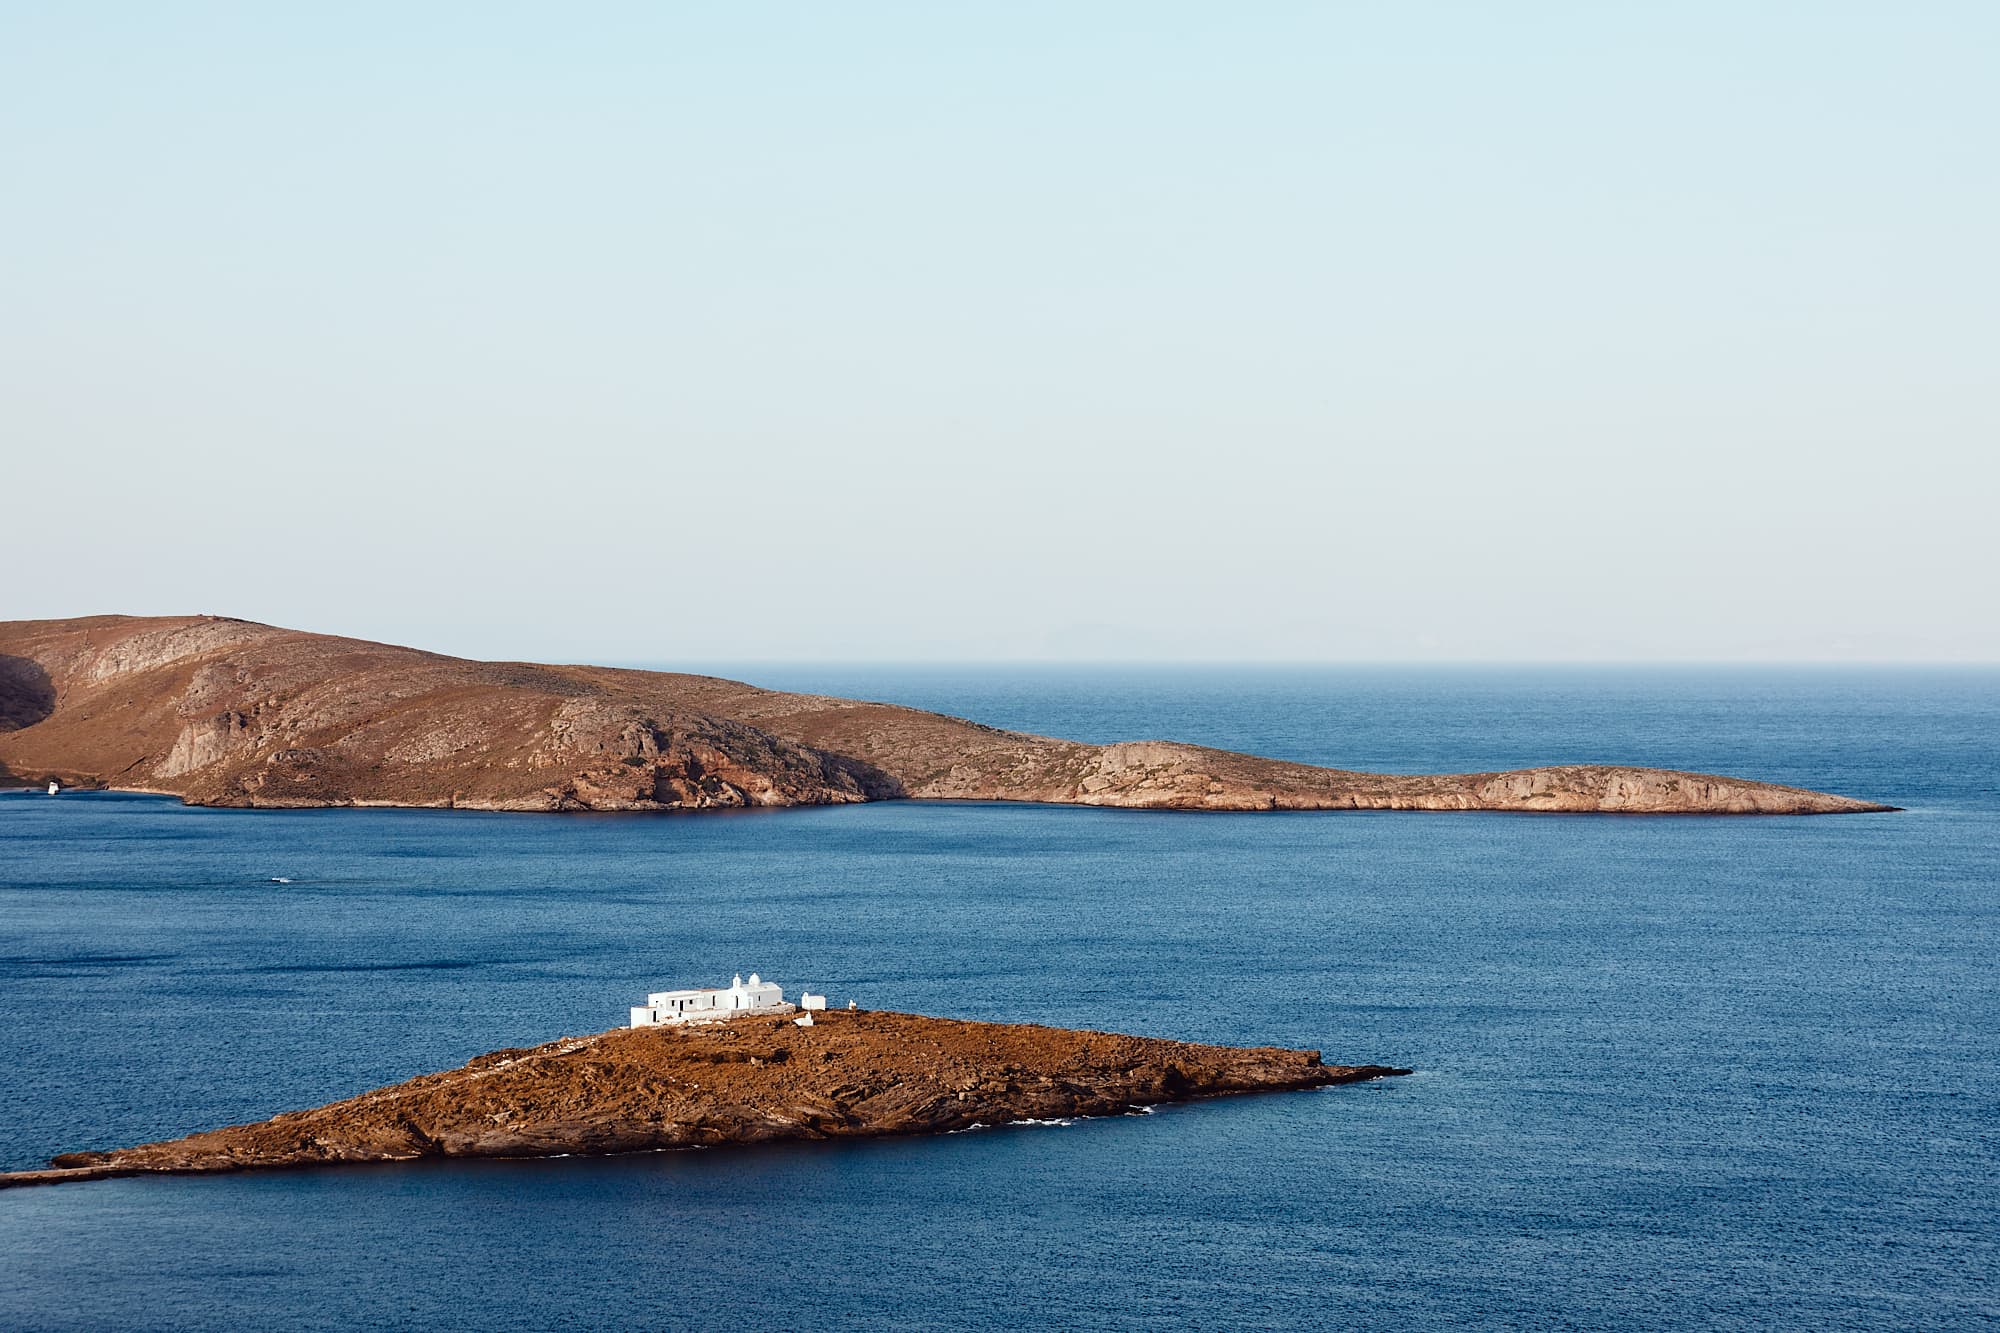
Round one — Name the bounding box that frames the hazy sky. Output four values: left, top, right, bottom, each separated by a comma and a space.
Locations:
4, 3, 1995, 662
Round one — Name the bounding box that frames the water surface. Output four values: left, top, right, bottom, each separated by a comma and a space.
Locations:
2, 667, 1994, 1329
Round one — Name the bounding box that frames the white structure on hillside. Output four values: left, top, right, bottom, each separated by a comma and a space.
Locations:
630, 973, 795, 1028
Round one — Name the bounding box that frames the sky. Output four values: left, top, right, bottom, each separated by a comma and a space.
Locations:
3, 3, 1995, 662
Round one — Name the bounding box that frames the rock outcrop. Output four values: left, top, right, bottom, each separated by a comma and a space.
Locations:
0, 1010, 1411, 1187
0, 615, 1894, 814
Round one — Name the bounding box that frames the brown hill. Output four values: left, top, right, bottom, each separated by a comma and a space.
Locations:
0, 614, 1891, 814
1, 1009, 1410, 1187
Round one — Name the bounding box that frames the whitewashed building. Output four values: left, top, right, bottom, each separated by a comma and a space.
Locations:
630, 973, 795, 1028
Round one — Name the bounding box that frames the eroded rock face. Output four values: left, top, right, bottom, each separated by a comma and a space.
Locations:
0, 1011, 1411, 1186
0, 615, 1895, 815
156, 711, 256, 778
79, 619, 281, 685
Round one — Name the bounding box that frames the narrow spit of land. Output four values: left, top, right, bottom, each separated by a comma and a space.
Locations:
0, 1011, 1411, 1188
0, 615, 1894, 813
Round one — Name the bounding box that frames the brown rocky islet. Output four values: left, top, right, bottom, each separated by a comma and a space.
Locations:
0, 1010, 1412, 1188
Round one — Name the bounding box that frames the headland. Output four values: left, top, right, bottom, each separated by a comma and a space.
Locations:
0, 615, 1894, 814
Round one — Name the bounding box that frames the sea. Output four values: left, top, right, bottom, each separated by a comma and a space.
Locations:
1, 666, 1995, 1331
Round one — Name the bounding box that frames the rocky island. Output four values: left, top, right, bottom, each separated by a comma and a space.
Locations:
0, 614, 1893, 814
0, 1010, 1410, 1187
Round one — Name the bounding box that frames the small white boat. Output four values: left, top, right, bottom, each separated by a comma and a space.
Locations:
46, 780, 59, 796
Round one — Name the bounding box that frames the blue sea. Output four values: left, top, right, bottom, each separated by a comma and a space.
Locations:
2, 667, 1995, 1330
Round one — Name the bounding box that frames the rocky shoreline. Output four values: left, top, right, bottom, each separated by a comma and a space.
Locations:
0, 616, 1895, 815
0, 1011, 1410, 1188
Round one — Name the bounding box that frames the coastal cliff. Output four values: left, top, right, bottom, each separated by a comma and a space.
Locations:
0, 1011, 1410, 1187
0, 615, 1893, 814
